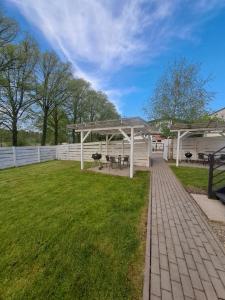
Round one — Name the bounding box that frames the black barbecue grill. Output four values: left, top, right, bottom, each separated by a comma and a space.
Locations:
185, 152, 192, 163
91, 153, 103, 169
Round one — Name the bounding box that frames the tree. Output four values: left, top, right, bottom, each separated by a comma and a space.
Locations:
48, 105, 68, 145
0, 10, 18, 72
0, 38, 39, 145
35, 51, 72, 145
145, 58, 213, 124
64, 78, 90, 143
84, 90, 119, 123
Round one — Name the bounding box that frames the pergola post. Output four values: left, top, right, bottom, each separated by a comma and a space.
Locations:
122, 139, 124, 156
148, 135, 152, 167
81, 131, 84, 170
80, 130, 91, 170
130, 127, 134, 178
176, 131, 190, 167
106, 135, 108, 155
176, 130, 181, 167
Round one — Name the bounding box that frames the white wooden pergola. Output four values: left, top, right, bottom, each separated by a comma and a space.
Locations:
171, 120, 225, 166
67, 117, 152, 178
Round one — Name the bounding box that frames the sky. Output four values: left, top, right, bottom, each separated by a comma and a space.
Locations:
1, 0, 225, 118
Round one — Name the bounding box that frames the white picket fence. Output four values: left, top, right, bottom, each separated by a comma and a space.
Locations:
57, 140, 149, 167
0, 140, 149, 170
163, 136, 225, 161
0, 146, 57, 169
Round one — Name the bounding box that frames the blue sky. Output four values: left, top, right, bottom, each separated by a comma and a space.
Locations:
2, 0, 225, 118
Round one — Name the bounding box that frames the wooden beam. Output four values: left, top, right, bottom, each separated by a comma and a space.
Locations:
108, 134, 116, 142
82, 130, 91, 142
119, 128, 131, 143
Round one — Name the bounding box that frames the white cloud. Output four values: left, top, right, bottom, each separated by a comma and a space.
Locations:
10, 0, 225, 112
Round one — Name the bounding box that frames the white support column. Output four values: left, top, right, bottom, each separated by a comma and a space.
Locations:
106, 135, 108, 155
149, 135, 153, 156
122, 139, 124, 156
81, 131, 84, 170
176, 131, 190, 166
148, 135, 152, 167
176, 131, 181, 167
130, 127, 134, 178
99, 141, 102, 153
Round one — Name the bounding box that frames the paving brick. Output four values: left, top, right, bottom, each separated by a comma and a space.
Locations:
204, 260, 219, 278
218, 270, 225, 286
211, 276, 225, 299
189, 269, 203, 290
162, 290, 173, 300
151, 257, 160, 274
171, 280, 185, 300
150, 294, 161, 300
180, 275, 195, 298
151, 273, 161, 297
160, 254, 169, 270
170, 262, 180, 282
175, 245, 184, 259
198, 246, 210, 260
210, 255, 225, 271
202, 280, 218, 300
185, 253, 196, 270
194, 289, 207, 300
195, 262, 210, 282
177, 258, 189, 276
161, 269, 171, 291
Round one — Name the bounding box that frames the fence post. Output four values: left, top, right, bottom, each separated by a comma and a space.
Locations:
37, 146, 41, 162
12, 146, 17, 167
56, 146, 58, 160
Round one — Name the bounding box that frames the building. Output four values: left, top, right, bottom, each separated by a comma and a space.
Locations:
211, 107, 225, 120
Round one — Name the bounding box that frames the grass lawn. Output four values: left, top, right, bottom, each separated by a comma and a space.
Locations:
170, 165, 209, 192
0, 161, 149, 300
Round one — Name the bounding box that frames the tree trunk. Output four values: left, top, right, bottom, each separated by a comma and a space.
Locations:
41, 110, 48, 146
12, 118, 18, 146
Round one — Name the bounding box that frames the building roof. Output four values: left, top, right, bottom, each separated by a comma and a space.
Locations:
211, 107, 225, 115
67, 117, 154, 135
171, 120, 225, 132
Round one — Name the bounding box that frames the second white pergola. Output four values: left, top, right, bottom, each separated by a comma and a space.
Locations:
171, 120, 225, 166
67, 117, 152, 178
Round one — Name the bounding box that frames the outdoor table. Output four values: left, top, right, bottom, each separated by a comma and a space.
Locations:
109, 155, 128, 169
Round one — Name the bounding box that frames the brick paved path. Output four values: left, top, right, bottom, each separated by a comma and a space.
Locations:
146, 156, 225, 300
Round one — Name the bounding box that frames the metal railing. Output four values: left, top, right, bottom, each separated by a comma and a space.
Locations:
208, 145, 225, 198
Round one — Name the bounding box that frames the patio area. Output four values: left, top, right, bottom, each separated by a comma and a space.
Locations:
88, 164, 149, 177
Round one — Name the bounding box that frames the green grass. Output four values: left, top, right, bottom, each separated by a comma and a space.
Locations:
170, 165, 209, 192
0, 161, 149, 300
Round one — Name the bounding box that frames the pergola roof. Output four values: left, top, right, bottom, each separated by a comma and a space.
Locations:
171, 120, 225, 132
67, 117, 152, 135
